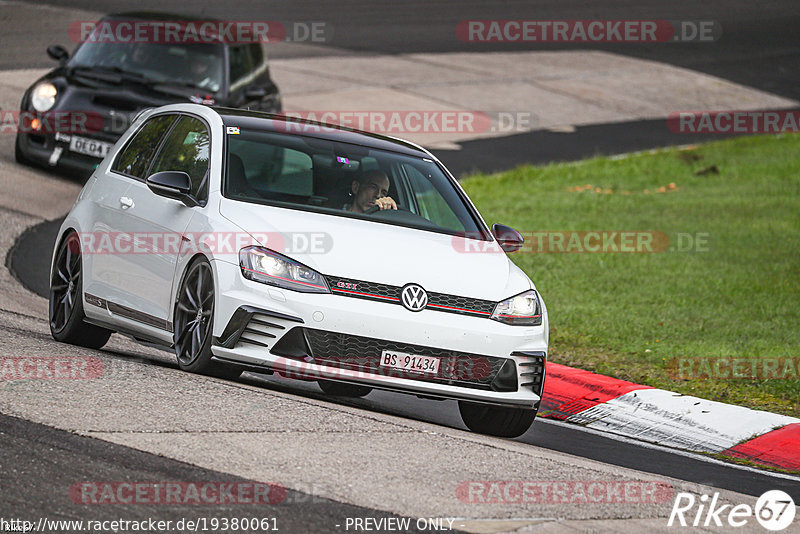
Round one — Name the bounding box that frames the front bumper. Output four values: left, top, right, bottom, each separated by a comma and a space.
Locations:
210, 260, 547, 408
16, 131, 107, 176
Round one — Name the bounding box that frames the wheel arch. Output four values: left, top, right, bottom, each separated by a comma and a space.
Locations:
50, 226, 80, 282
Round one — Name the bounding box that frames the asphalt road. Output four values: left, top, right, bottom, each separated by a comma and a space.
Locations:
2, 1, 799, 531
8, 217, 800, 506
0, 412, 438, 533
8, 0, 800, 102
4, 0, 799, 173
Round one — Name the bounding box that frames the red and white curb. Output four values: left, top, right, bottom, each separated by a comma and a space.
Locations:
539, 363, 800, 471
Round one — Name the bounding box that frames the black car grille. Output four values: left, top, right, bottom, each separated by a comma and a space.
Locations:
300, 328, 513, 391
325, 275, 496, 318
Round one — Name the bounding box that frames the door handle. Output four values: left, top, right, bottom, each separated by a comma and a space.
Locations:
119, 196, 134, 209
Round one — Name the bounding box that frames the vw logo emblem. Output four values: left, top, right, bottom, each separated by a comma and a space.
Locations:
401, 284, 428, 312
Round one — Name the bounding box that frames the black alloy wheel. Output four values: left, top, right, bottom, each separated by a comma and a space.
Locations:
49, 232, 112, 349
174, 258, 242, 380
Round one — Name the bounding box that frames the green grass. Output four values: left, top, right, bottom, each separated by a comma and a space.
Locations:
461, 134, 800, 416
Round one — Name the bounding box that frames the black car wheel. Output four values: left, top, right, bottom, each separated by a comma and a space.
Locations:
49, 232, 112, 349
458, 401, 536, 438
318, 380, 372, 398
174, 258, 242, 380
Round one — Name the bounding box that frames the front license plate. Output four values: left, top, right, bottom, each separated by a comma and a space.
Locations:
380, 350, 440, 374
69, 136, 113, 158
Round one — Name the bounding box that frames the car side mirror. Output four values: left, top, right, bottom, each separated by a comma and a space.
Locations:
146, 171, 197, 207
492, 223, 524, 253
47, 45, 69, 64
244, 86, 267, 100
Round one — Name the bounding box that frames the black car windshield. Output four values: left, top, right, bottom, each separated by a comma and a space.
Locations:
68, 40, 224, 93
224, 128, 486, 238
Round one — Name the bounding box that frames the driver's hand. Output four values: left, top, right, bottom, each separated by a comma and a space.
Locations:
375, 196, 397, 210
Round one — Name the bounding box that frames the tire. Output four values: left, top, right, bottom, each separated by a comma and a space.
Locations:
49, 232, 112, 349
458, 401, 536, 438
173, 257, 242, 380
318, 380, 372, 398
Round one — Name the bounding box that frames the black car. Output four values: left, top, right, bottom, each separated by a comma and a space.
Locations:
15, 12, 282, 176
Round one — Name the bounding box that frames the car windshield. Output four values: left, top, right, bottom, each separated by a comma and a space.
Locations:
224, 128, 486, 238
68, 39, 224, 93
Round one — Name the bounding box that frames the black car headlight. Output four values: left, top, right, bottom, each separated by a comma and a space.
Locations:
31, 82, 58, 112
491, 290, 542, 326
239, 246, 329, 294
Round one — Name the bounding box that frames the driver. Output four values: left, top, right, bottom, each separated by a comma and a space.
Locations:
346, 169, 397, 213
189, 55, 215, 88
128, 43, 153, 66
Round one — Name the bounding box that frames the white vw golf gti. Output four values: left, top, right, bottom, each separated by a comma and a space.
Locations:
50, 103, 548, 437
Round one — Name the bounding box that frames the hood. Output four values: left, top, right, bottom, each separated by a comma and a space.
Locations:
39, 68, 216, 139
220, 201, 532, 301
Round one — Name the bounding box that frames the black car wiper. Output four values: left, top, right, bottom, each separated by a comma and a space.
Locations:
154, 79, 212, 91
68, 65, 157, 85
96, 66, 156, 84
68, 65, 123, 83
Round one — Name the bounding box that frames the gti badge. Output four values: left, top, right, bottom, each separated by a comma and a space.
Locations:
401, 284, 428, 312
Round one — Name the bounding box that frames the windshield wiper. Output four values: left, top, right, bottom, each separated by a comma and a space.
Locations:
95, 66, 155, 83
68, 65, 158, 85
68, 65, 123, 83
155, 79, 215, 92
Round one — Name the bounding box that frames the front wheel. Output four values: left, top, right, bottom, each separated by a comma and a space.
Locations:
173, 258, 242, 380
49, 232, 112, 349
458, 401, 536, 438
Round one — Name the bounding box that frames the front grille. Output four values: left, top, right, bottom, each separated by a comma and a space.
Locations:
326, 276, 399, 303
515, 351, 546, 395
300, 327, 513, 391
427, 291, 495, 315
325, 275, 496, 318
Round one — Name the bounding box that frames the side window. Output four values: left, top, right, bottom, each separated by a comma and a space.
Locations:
228, 136, 312, 197
249, 44, 264, 68
229, 45, 253, 85
403, 163, 465, 232
149, 116, 210, 201
272, 148, 313, 195
112, 115, 176, 179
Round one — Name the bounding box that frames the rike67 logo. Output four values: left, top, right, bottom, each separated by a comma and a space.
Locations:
668, 490, 796, 531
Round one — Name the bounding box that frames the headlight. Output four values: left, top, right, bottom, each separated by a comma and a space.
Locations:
31, 82, 58, 112
491, 290, 542, 326
239, 246, 329, 294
